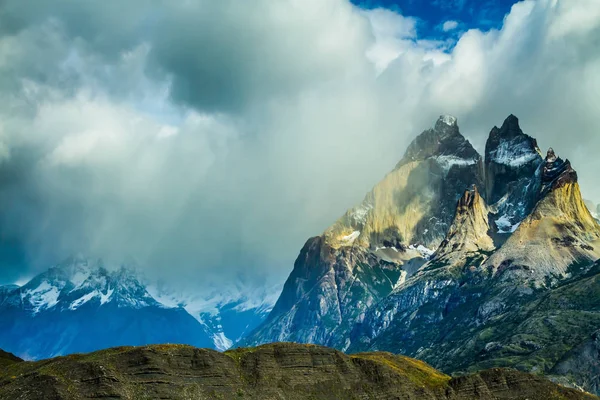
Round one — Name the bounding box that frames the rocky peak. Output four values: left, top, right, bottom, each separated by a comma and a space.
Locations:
435, 114, 458, 130
398, 115, 479, 168
485, 145, 600, 282
484, 115, 542, 191
435, 185, 494, 259
456, 184, 481, 211
541, 148, 577, 191
484, 115, 544, 239
498, 114, 522, 137
546, 147, 558, 163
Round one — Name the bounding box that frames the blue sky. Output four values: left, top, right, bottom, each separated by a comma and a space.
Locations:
354, 0, 519, 39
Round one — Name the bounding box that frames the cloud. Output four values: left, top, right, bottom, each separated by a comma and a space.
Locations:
442, 20, 460, 31
0, 0, 599, 289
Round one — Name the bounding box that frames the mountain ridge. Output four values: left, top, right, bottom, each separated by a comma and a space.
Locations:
0, 342, 594, 400
243, 114, 600, 395
0, 257, 277, 359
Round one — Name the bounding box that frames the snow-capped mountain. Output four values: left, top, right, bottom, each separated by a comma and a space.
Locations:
242, 114, 600, 395
146, 281, 280, 351
0, 257, 277, 359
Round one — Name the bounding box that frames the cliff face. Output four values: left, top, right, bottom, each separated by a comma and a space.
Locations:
0, 343, 594, 400
434, 185, 495, 262
484, 115, 543, 237
244, 114, 600, 395
485, 149, 600, 282
243, 116, 483, 350
325, 115, 483, 251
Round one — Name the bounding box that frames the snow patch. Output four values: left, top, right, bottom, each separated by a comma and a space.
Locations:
341, 231, 360, 244
351, 203, 372, 224
23, 281, 62, 314
409, 244, 435, 259
435, 155, 477, 173
495, 214, 521, 233
211, 332, 233, 351
100, 288, 113, 305
491, 140, 538, 167
440, 115, 457, 126
69, 291, 98, 310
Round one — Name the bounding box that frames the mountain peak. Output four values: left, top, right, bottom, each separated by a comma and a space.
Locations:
541, 148, 577, 191
499, 114, 521, 134
546, 147, 558, 163
435, 114, 457, 129
399, 115, 478, 169
435, 184, 494, 259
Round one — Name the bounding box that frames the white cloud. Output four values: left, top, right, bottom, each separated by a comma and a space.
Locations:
442, 20, 460, 32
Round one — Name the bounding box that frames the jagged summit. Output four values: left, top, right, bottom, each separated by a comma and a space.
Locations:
436, 114, 458, 128
434, 185, 494, 261
484, 115, 544, 239
245, 113, 600, 396
485, 147, 600, 282
497, 114, 522, 136
399, 115, 479, 168
541, 147, 577, 191
323, 115, 483, 252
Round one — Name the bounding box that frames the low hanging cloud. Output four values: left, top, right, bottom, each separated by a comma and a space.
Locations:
0, 0, 599, 287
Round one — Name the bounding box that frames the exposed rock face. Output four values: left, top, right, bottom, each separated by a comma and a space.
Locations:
246, 236, 405, 350
484, 115, 544, 240
245, 114, 600, 395
0, 343, 594, 400
435, 185, 495, 261
485, 149, 600, 281
243, 116, 482, 350
325, 114, 483, 251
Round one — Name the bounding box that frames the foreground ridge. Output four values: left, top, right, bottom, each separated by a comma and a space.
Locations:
0, 342, 594, 400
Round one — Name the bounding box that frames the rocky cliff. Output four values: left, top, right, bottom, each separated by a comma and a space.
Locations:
0, 343, 594, 400
244, 114, 600, 395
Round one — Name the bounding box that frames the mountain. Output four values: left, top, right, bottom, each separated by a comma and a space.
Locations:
585, 200, 600, 222
0, 257, 277, 359
243, 114, 600, 394
244, 116, 483, 350
0, 257, 214, 360
484, 114, 543, 239
0, 343, 594, 400
146, 281, 279, 351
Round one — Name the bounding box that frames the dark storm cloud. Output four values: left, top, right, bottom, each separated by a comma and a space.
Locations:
0, 0, 598, 288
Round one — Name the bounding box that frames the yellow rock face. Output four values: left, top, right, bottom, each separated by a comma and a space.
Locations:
436, 185, 495, 261
324, 159, 439, 250
486, 181, 600, 279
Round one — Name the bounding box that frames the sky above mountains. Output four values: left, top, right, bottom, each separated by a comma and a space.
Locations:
0, 0, 599, 287
355, 0, 518, 38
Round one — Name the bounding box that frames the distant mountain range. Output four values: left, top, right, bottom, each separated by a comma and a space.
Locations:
0, 257, 277, 359
242, 114, 600, 395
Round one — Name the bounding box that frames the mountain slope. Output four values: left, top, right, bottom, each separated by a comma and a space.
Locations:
0, 257, 278, 358
0, 258, 214, 359
243, 116, 483, 350
245, 114, 600, 394
350, 141, 600, 380
485, 149, 600, 282
0, 343, 594, 400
